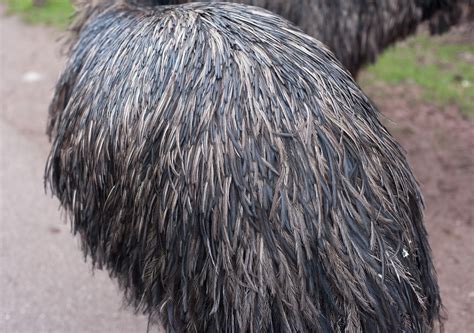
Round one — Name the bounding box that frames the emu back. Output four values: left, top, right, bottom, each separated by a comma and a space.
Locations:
69, 0, 461, 75
46, 2, 441, 332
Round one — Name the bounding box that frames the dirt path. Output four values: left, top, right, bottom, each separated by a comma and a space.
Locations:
1, 6, 473, 333
0, 9, 155, 333
369, 83, 474, 333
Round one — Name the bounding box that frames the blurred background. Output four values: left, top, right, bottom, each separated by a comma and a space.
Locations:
0, 0, 472, 332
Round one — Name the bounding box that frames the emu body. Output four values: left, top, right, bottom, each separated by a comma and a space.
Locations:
47, 2, 441, 332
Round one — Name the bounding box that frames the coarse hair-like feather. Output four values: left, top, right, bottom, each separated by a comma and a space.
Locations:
46, 2, 442, 332
66, 0, 462, 75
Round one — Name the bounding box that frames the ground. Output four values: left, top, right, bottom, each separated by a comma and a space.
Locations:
359, 24, 474, 333
0, 9, 157, 333
0, 6, 473, 333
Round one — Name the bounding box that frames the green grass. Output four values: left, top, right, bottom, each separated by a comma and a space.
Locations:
362, 32, 474, 117
2, 0, 74, 28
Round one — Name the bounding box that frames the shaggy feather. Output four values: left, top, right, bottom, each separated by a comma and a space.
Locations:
66, 0, 462, 75
46, 2, 442, 332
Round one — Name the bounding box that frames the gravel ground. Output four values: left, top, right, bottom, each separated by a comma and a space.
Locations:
1, 6, 473, 333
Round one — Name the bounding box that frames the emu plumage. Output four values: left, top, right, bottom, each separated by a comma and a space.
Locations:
46, 2, 442, 332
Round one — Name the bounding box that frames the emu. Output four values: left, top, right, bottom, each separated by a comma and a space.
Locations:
46, 1, 442, 331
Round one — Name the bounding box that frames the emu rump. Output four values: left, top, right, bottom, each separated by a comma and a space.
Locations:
46, 1, 442, 332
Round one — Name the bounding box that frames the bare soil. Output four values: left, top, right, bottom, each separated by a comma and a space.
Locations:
363, 24, 474, 332
1, 8, 473, 333
364, 71, 474, 333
